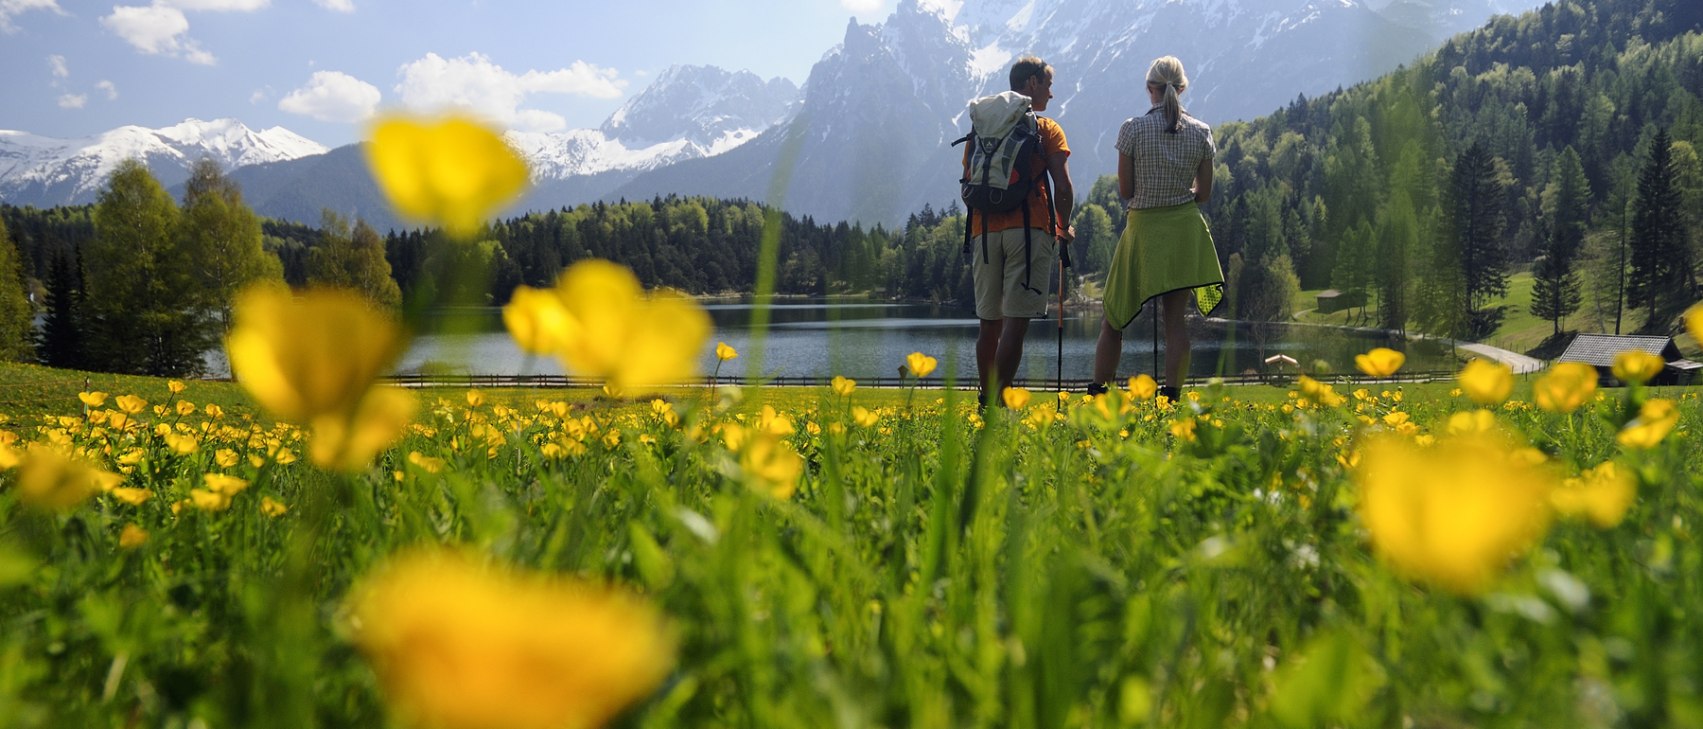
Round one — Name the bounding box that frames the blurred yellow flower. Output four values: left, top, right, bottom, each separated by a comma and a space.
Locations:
118, 524, 149, 549
547, 260, 712, 392
115, 395, 147, 414
167, 379, 186, 394
502, 285, 573, 355
1126, 374, 1157, 400
1355, 347, 1405, 377
1353, 433, 1555, 594
110, 487, 152, 506
14, 444, 122, 511
366, 114, 529, 239
1534, 362, 1598, 414
904, 352, 938, 379
408, 450, 446, 474
715, 341, 739, 361
1552, 461, 1635, 528
261, 496, 289, 518
1687, 303, 1703, 344
348, 550, 674, 729
0, 442, 19, 471
204, 473, 250, 496
1170, 417, 1197, 442
189, 489, 231, 512
164, 432, 199, 455
1617, 398, 1679, 449
1612, 350, 1665, 385
742, 432, 804, 499
175, 400, 197, 416
310, 387, 420, 473
204, 403, 224, 419
756, 404, 795, 436
227, 285, 404, 424
851, 406, 879, 428
215, 448, 240, 468
1445, 409, 1499, 436
830, 375, 856, 397
1457, 359, 1513, 406
78, 391, 109, 408
465, 389, 485, 408
1002, 387, 1032, 409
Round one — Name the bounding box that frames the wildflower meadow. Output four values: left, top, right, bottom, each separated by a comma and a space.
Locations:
3, 114, 1702, 728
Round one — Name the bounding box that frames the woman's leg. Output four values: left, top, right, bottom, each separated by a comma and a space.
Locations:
1092, 318, 1123, 386
1161, 290, 1191, 390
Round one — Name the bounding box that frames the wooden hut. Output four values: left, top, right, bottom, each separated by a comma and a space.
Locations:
1555, 333, 1701, 386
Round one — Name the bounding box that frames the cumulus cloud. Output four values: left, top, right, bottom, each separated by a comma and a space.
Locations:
312, 0, 353, 12
160, 0, 268, 10
57, 93, 86, 109
47, 53, 68, 78
279, 70, 381, 123
1, 0, 63, 33
840, 0, 885, 14
101, 4, 216, 64
393, 52, 625, 132
97, 80, 118, 99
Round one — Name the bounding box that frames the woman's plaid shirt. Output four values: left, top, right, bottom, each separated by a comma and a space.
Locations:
1115, 105, 1215, 210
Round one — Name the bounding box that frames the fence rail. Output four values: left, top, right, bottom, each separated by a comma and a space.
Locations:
377, 369, 1467, 391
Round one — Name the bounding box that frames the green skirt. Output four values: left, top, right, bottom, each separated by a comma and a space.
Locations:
1102, 202, 1225, 329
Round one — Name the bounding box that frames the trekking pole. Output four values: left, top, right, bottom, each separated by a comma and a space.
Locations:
1057, 241, 1071, 413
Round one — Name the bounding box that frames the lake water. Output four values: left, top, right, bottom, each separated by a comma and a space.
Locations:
359, 299, 1455, 384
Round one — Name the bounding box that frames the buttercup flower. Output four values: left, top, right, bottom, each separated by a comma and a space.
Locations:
1458, 359, 1513, 406
14, 444, 124, 511
1611, 350, 1665, 385
715, 341, 739, 361
544, 260, 712, 392
904, 352, 938, 379
851, 406, 879, 428
310, 388, 420, 473
118, 524, 149, 549
1534, 362, 1598, 414
1687, 303, 1703, 344
1552, 461, 1635, 528
1353, 433, 1556, 594
1002, 387, 1032, 409
78, 391, 108, 408
1617, 398, 1679, 449
502, 285, 573, 355
1127, 374, 1157, 400
365, 114, 530, 239
1355, 347, 1406, 378
741, 431, 804, 500
348, 550, 674, 729
227, 285, 405, 424
115, 395, 147, 414
831, 376, 856, 397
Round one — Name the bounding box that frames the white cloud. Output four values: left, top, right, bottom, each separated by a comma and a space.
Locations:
101, 4, 217, 64
97, 80, 118, 99
279, 70, 381, 123
393, 52, 625, 132
312, 0, 353, 12
249, 88, 268, 104
57, 93, 86, 109
840, 0, 885, 14
160, 0, 267, 10
47, 53, 68, 78
1, 0, 62, 33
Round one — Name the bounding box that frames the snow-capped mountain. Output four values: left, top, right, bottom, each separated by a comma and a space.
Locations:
0, 119, 325, 206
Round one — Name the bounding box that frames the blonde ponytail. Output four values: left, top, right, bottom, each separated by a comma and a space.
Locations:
1146, 56, 1189, 134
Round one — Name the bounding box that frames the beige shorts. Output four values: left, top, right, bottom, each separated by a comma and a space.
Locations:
972, 227, 1058, 320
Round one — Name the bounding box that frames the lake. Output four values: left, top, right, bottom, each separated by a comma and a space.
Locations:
359, 299, 1455, 384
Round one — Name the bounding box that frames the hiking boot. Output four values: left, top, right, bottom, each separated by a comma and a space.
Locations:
1157, 385, 1180, 401
1086, 382, 1109, 397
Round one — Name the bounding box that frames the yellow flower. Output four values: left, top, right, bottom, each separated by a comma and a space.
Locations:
1617, 398, 1679, 449
119, 524, 149, 549
756, 404, 795, 436
1002, 387, 1032, 409
1458, 359, 1513, 406
1170, 417, 1198, 442
1534, 362, 1598, 414
1611, 350, 1665, 385
715, 341, 739, 361
227, 285, 405, 423
261, 496, 289, 518
408, 450, 446, 474
115, 395, 148, 414
1126, 374, 1157, 400
365, 114, 530, 239
502, 285, 573, 355
204, 473, 251, 496
189, 489, 232, 512
549, 260, 712, 392
851, 406, 879, 428
1355, 347, 1406, 377
1687, 303, 1703, 344
348, 550, 674, 729
310, 387, 420, 473
164, 432, 199, 455
215, 448, 240, 468
1552, 461, 1635, 528
110, 487, 152, 506
830, 375, 856, 397
1445, 409, 1499, 436
904, 351, 938, 379
175, 400, 197, 416
168, 379, 186, 395
0, 442, 20, 471
14, 444, 122, 511
204, 403, 224, 419
1353, 433, 1555, 594
741, 432, 804, 499
465, 389, 485, 408
78, 391, 109, 408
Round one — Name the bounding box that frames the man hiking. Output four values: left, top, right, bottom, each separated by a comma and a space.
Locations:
961, 55, 1075, 407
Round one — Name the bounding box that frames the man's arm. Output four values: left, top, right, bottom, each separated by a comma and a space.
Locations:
1047, 151, 1074, 240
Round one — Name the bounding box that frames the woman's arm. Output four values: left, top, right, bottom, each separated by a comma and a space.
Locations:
1118, 152, 1134, 204
1193, 156, 1214, 204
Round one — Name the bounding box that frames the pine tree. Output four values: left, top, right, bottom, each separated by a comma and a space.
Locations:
1445, 141, 1509, 336
0, 215, 34, 362
1531, 147, 1590, 335
38, 250, 83, 369
180, 158, 283, 327
1628, 128, 1693, 323
86, 159, 215, 376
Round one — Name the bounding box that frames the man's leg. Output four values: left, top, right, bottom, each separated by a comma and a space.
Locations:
994, 316, 1031, 395
977, 318, 1001, 396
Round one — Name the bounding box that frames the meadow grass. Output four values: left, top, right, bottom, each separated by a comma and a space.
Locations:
1, 361, 1700, 728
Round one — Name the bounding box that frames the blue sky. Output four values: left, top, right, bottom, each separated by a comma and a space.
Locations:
0, 0, 901, 147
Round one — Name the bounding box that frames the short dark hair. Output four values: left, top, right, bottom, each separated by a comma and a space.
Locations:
1009, 56, 1051, 92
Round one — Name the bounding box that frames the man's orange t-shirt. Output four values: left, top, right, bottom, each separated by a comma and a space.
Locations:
967, 116, 1070, 235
